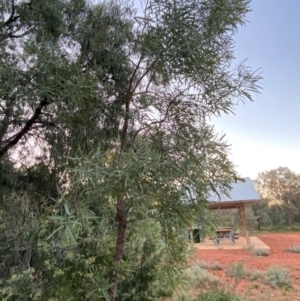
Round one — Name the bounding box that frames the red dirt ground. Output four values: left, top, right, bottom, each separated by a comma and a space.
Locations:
194, 233, 300, 300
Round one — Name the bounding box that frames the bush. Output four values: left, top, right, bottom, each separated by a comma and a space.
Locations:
226, 262, 247, 280
196, 290, 240, 301
197, 261, 210, 269
248, 269, 263, 281
251, 248, 270, 256
265, 266, 291, 287
211, 262, 223, 271
185, 265, 218, 286
285, 245, 300, 253
226, 262, 247, 289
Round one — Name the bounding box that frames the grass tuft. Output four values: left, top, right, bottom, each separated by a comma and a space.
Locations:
211, 262, 223, 271
226, 262, 247, 280
196, 290, 241, 301
251, 248, 270, 256
197, 261, 210, 269
285, 245, 300, 253
248, 269, 263, 281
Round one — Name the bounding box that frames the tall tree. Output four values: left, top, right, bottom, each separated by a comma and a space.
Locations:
0, 0, 262, 300
64, 0, 260, 299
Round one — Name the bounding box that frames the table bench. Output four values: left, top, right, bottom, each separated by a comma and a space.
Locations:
214, 227, 235, 245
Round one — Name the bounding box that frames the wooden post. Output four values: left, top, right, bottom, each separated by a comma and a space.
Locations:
239, 203, 250, 246
237, 206, 245, 237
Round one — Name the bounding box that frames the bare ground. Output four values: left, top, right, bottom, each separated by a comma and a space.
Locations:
193, 233, 300, 301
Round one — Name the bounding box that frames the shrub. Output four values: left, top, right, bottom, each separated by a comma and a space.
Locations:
226, 262, 247, 280
197, 261, 210, 269
196, 290, 240, 301
185, 265, 218, 286
265, 266, 291, 287
211, 262, 223, 271
248, 269, 263, 281
226, 262, 247, 289
285, 245, 300, 253
251, 248, 270, 256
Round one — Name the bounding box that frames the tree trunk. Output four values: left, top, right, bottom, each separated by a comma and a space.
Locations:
108, 99, 130, 301
108, 200, 127, 301
257, 217, 261, 231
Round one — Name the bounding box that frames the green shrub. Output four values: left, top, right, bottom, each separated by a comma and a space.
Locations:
251, 248, 270, 256
248, 269, 263, 281
265, 266, 291, 287
196, 290, 240, 301
285, 245, 300, 253
185, 265, 218, 286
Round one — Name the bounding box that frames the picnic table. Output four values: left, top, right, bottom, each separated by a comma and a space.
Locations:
214, 227, 235, 245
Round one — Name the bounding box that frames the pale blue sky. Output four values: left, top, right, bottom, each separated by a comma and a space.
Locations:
212, 0, 300, 178
132, 0, 300, 178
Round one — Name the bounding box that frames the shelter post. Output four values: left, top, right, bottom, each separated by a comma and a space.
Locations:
239, 203, 250, 246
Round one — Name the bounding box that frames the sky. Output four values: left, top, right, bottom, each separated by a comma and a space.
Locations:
131, 0, 299, 179
212, 0, 300, 179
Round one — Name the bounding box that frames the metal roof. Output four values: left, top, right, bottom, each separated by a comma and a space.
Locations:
208, 177, 260, 209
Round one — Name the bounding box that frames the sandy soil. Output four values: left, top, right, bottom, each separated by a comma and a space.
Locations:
194, 233, 300, 301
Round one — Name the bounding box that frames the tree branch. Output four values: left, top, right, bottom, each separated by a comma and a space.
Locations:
0, 98, 49, 158
4, 0, 17, 26
0, 28, 33, 43
120, 100, 130, 151
132, 87, 189, 143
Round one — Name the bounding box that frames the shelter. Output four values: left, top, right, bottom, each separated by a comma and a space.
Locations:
207, 177, 260, 245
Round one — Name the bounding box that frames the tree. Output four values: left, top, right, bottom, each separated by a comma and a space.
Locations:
68, 1, 261, 299
0, 0, 261, 300
254, 167, 300, 227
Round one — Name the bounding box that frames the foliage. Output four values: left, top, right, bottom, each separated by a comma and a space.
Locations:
0, 0, 261, 300
258, 223, 300, 232
195, 210, 224, 240
197, 261, 210, 270
116, 219, 185, 301
226, 262, 247, 288
253, 167, 300, 228
216, 206, 258, 233
247, 269, 263, 281
195, 290, 241, 301
265, 266, 291, 288
251, 248, 270, 256
285, 245, 300, 253
185, 265, 218, 287
211, 262, 223, 271
196, 261, 222, 271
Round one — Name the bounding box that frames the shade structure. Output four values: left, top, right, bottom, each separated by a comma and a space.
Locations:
207, 177, 261, 245
208, 177, 260, 210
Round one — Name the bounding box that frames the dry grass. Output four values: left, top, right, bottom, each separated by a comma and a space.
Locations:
251, 248, 270, 256
285, 245, 300, 253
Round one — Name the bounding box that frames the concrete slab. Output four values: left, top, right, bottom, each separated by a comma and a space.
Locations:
193, 236, 270, 250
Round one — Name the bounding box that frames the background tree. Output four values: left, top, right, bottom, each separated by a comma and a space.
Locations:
253, 167, 300, 227
0, 0, 261, 300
